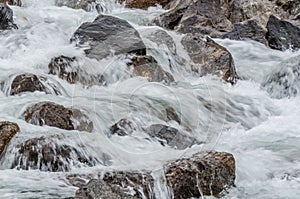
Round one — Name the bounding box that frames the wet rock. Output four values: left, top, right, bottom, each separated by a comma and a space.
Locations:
48, 55, 105, 86
109, 118, 136, 136
7, 0, 22, 6
222, 19, 267, 45
262, 59, 300, 99
131, 55, 174, 83
0, 3, 17, 30
75, 151, 235, 198
154, 0, 232, 36
118, 0, 171, 9
10, 73, 46, 95
272, 0, 300, 19
71, 14, 146, 61
165, 151, 236, 198
76, 171, 154, 199
23, 101, 93, 132
12, 136, 97, 172
0, 121, 19, 156
3, 73, 64, 96
266, 15, 300, 51
181, 34, 238, 84
145, 124, 196, 149
55, 0, 96, 11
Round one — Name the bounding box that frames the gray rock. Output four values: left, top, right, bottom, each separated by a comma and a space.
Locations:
118, 0, 171, 10
23, 101, 93, 132
222, 19, 267, 45
145, 124, 196, 149
71, 14, 146, 61
0, 3, 17, 30
266, 15, 300, 51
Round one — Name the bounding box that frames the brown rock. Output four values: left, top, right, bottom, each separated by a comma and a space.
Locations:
165, 151, 236, 198
131, 55, 174, 83
181, 34, 238, 84
12, 136, 97, 172
10, 73, 46, 95
0, 121, 19, 156
75, 151, 235, 198
23, 101, 93, 132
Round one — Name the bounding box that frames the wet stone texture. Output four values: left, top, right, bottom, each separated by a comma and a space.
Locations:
0, 121, 19, 156
23, 101, 93, 132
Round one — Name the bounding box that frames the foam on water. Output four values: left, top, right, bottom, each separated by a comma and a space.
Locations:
0, 1, 299, 198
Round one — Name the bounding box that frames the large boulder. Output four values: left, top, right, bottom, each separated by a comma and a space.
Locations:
0, 121, 19, 156
48, 55, 105, 86
0, 3, 17, 30
154, 0, 233, 36
75, 151, 235, 198
11, 136, 98, 172
131, 55, 174, 83
181, 34, 238, 84
165, 151, 235, 198
266, 15, 300, 51
71, 14, 146, 61
23, 101, 93, 132
118, 0, 171, 9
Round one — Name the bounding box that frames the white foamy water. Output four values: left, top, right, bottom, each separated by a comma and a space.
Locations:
0, 1, 300, 198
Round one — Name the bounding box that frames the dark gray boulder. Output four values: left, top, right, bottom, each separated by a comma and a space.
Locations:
266, 15, 300, 51
71, 14, 146, 60
223, 19, 267, 45
0, 3, 17, 30
145, 124, 196, 149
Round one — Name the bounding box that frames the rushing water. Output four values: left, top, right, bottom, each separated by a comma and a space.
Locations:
0, 1, 300, 198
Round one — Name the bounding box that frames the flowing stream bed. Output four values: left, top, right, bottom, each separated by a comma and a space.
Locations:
0, 0, 300, 198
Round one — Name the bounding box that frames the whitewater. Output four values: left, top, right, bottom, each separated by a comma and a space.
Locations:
0, 0, 300, 198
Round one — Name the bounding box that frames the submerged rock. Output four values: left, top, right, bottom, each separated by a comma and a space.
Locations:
55, 0, 96, 11
76, 171, 154, 199
71, 14, 146, 61
23, 101, 93, 132
118, 0, 171, 9
0, 3, 17, 30
145, 124, 196, 149
0, 121, 19, 156
109, 118, 136, 136
181, 34, 238, 84
75, 151, 235, 198
165, 151, 235, 198
131, 55, 174, 83
12, 136, 97, 172
262, 60, 300, 99
48, 55, 105, 86
266, 15, 300, 51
